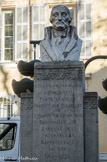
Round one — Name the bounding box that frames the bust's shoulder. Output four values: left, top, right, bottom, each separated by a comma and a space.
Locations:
69, 26, 78, 40
45, 26, 53, 30
44, 26, 53, 34
44, 26, 53, 39
70, 26, 77, 33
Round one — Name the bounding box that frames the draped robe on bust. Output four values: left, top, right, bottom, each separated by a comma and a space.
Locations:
40, 26, 82, 62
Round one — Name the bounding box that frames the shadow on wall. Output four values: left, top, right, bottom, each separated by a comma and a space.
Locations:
94, 17, 107, 30
0, 67, 9, 94
86, 66, 107, 96
93, 3, 107, 54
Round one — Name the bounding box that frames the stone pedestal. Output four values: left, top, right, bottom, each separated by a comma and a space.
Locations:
20, 93, 33, 162
20, 61, 99, 162
33, 61, 85, 162
84, 92, 99, 162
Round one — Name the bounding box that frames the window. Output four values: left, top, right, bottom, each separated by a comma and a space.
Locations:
32, 4, 47, 59
1, 11, 14, 62
0, 6, 29, 62
15, 6, 29, 61
77, 1, 93, 58
32, 4, 46, 40
0, 123, 17, 150
0, 3, 92, 62
0, 93, 18, 117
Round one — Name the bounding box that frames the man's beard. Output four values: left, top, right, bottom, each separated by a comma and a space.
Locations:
52, 20, 69, 31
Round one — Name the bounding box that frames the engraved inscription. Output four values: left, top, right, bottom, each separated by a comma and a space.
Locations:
35, 68, 83, 80
33, 68, 84, 162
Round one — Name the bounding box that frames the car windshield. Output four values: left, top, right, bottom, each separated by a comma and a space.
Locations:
0, 123, 17, 151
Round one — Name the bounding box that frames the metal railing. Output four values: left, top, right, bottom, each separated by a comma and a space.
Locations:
85, 55, 107, 70
30, 40, 41, 59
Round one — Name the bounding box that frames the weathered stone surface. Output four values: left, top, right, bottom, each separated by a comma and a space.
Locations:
33, 61, 85, 162
20, 93, 33, 162
84, 92, 99, 162
20, 62, 99, 162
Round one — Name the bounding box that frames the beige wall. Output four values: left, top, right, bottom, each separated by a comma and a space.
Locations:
0, 66, 23, 94
85, 0, 107, 152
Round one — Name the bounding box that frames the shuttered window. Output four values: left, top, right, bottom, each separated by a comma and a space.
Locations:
0, 11, 14, 62
15, 6, 29, 61
77, 1, 93, 58
32, 4, 46, 59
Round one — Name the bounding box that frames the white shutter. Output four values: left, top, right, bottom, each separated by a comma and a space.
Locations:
15, 6, 29, 61
32, 4, 46, 59
77, 1, 93, 58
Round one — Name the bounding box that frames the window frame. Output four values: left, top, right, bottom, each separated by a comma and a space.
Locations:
1, 6, 30, 63
0, 10, 15, 63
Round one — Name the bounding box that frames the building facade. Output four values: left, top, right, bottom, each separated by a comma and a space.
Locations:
0, 0, 107, 158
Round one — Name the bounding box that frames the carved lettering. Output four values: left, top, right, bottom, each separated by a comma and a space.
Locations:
33, 63, 84, 161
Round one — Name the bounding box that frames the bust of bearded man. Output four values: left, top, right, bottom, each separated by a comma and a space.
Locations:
40, 5, 82, 62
